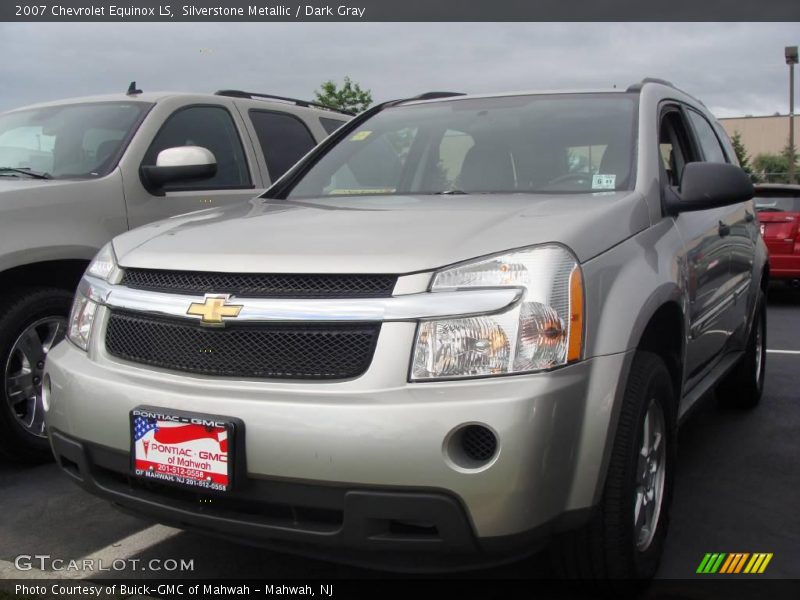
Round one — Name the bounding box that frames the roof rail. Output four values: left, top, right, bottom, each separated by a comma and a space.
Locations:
625, 78, 705, 106
214, 90, 355, 116
626, 77, 675, 92
406, 91, 466, 101
384, 91, 466, 109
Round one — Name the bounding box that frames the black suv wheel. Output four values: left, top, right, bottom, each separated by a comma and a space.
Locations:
0, 287, 73, 463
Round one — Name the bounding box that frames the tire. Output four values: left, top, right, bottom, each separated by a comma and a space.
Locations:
551, 351, 676, 580
718, 291, 767, 409
0, 287, 74, 464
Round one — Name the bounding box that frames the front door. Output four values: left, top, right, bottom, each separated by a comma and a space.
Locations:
661, 106, 735, 381
121, 103, 260, 229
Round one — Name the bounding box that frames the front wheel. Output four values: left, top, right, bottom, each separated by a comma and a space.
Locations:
0, 287, 73, 463
551, 351, 676, 579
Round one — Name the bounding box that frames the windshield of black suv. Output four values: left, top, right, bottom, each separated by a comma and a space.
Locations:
0, 102, 151, 179
283, 93, 637, 199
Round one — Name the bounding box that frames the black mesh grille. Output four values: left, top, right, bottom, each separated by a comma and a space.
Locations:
105, 312, 380, 380
461, 425, 497, 462
120, 269, 396, 298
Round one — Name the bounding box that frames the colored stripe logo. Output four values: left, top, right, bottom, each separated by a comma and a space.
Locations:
696, 553, 773, 574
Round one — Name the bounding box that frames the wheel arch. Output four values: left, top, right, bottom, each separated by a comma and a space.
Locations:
577, 289, 686, 509
0, 259, 89, 297
634, 300, 685, 403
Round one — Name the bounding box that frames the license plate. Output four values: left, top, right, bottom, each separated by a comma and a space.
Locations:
130, 407, 236, 492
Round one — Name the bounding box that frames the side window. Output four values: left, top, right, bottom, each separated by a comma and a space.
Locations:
319, 117, 346, 135
249, 110, 316, 181
659, 109, 695, 187
143, 106, 251, 190
686, 110, 728, 164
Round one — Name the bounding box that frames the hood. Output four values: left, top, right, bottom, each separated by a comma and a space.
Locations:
0, 173, 128, 273
0, 175, 69, 198
114, 192, 650, 274
0, 175, 108, 213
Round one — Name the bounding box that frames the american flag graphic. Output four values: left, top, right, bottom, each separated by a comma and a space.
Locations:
133, 416, 228, 452
133, 416, 158, 441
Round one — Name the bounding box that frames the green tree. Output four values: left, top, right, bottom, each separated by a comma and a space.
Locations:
753, 152, 787, 183
314, 76, 373, 114
730, 131, 753, 176
784, 143, 799, 185
752, 144, 799, 184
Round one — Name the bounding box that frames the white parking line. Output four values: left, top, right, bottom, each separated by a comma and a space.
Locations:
0, 524, 180, 579
0, 559, 54, 579
80, 524, 181, 566
767, 349, 800, 355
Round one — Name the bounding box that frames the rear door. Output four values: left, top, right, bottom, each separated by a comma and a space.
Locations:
246, 109, 318, 185
685, 109, 756, 340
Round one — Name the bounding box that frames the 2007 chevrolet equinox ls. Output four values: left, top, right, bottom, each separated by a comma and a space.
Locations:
43, 78, 767, 578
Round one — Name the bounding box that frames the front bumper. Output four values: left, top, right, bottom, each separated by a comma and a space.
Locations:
44, 326, 630, 564
49, 429, 589, 570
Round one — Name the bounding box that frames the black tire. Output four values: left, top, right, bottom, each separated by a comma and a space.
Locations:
718, 291, 767, 409
0, 287, 74, 464
551, 351, 676, 580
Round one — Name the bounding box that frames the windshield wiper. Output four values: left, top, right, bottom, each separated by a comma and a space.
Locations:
435, 189, 468, 195
0, 167, 52, 179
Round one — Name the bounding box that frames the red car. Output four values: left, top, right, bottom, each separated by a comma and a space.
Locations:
755, 183, 800, 286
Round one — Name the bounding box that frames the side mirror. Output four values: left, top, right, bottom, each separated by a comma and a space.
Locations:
140, 146, 217, 195
664, 162, 753, 215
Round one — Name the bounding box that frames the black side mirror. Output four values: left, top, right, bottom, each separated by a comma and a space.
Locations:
664, 162, 753, 215
140, 146, 217, 196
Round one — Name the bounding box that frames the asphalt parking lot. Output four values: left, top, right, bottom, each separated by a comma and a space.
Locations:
1, 287, 798, 581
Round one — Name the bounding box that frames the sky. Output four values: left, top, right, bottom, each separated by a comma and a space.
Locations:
0, 22, 797, 117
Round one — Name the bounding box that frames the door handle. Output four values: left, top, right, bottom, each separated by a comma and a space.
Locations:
718, 221, 730, 237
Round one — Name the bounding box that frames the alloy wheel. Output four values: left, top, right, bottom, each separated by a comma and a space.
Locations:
4, 317, 67, 437
634, 397, 667, 551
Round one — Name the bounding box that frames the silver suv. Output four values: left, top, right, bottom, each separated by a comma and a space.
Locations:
44, 80, 767, 578
0, 87, 349, 461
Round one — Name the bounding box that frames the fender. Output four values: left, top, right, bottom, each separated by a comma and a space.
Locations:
567, 220, 686, 507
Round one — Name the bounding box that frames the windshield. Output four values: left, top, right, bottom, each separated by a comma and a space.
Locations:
0, 101, 151, 179
285, 93, 637, 199
754, 195, 800, 212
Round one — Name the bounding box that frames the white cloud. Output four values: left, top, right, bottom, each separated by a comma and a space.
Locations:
1, 22, 797, 117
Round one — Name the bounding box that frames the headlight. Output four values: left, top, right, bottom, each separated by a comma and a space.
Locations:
411, 244, 584, 381
67, 243, 118, 351
85, 242, 118, 281
67, 293, 97, 351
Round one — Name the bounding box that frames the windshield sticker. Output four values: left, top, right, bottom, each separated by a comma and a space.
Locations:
592, 174, 616, 190
350, 131, 372, 141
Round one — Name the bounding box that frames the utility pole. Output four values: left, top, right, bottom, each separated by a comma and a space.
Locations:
787, 46, 798, 184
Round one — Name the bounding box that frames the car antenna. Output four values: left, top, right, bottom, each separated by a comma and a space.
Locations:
127, 81, 143, 96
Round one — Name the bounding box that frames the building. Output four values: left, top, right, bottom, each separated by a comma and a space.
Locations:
719, 114, 799, 158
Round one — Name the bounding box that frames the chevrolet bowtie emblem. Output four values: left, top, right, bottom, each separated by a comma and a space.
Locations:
186, 295, 243, 325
